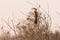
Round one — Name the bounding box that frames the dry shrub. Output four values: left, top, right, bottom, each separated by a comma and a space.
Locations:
1, 8, 60, 40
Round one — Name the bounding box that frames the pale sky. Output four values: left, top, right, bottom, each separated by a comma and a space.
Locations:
0, 0, 60, 34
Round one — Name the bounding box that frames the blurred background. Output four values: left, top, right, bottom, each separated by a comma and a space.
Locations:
0, 0, 60, 35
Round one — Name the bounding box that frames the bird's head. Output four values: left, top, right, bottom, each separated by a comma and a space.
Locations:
32, 7, 37, 12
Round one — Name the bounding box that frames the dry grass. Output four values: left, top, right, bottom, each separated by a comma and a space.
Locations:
0, 9, 60, 40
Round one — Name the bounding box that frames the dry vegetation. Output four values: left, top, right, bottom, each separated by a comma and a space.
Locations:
0, 8, 60, 40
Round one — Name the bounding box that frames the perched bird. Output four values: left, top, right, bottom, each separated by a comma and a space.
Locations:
32, 7, 38, 24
